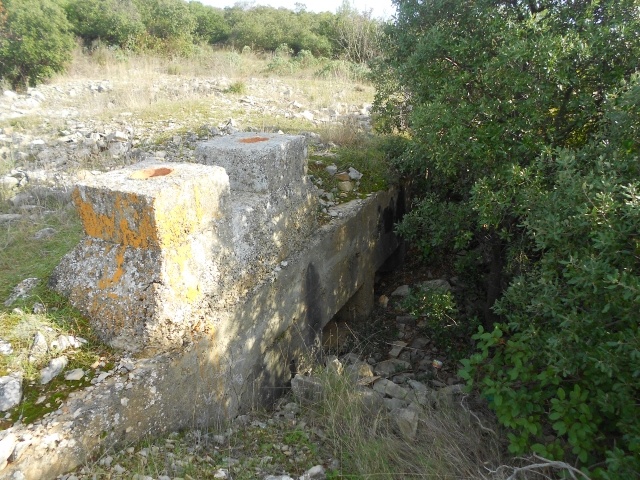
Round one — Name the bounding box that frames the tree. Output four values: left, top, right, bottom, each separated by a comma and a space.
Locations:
188, 1, 229, 45
376, 0, 640, 475
377, 0, 640, 328
334, 0, 381, 63
463, 77, 640, 476
134, 0, 195, 41
0, 2, 6, 36
65, 0, 145, 48
224, 5, 332, 56
0, 0, 75, 88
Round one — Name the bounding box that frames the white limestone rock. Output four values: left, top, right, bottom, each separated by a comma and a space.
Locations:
348, 167, 363, 180
0, 340, 12, 356
390, 284, 410, 297
30, 332, 48, 358
0, 433, 17, 468
4, 278, 39, 306
390, 407, 418, 440
40, 356, 68, 384
64, 368, 84, 381
0, 376, 21, 411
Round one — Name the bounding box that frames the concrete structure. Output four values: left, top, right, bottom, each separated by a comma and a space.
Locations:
0, 133, 406, 480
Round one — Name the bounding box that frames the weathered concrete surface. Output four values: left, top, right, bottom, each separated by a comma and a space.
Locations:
49, 161, 234, 352
51, 133, 318, 353
19, 133, 407, 479
2, 184, 406, 480
195, 132, 308, 193
197, 133, 318, 282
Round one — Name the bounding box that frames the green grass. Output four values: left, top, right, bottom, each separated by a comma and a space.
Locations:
0, 202, 118, 430
0, 207, 83, 300
224, 81, 248, 95
308, 134, 400, 210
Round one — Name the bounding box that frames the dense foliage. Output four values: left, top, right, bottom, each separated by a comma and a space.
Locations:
464, 79, 640, 475
0, 0, 75, 88
224, 5, 335, 57
64, 0, 145, 48
0, 0, 384, 86
188, 1, 229, 45
374, 0, 640, 476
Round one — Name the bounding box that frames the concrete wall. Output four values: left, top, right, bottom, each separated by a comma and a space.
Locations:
1, 133, 407, 480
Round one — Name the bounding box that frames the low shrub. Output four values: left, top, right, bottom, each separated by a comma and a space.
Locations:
0, 0, 75, 88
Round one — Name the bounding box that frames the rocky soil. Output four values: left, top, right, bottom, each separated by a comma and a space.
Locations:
0, 73, 493, 480
1, 75, 374, 226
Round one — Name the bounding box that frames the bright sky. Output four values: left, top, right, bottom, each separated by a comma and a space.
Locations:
198, 0, 397, 20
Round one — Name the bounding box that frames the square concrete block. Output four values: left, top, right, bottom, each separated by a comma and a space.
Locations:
51, 161, 234, 351
195, 133, 308, 193
73, 161, 230, 249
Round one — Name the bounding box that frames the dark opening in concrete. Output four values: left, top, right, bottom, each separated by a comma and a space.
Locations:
130, 167, 174, 179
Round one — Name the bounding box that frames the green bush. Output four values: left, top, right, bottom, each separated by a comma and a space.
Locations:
314, 59, 369, 82
461, 77, 640, 476
188, 1, 229, 45
134, 0, 195, 42
224, 51, 241, 68
267, 43, 296, 74
224, 81, 246, 95
224, 5, 333, 57
395, 194, 474, 262
0, 0, 75, 88
376, 0, 640, 476
402, 286, 479, 360
65, 0, 144, 48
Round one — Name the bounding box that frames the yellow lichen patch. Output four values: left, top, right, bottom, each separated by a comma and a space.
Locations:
154, 186, 207, 249
163, 242, 202, 304
97, 246, 126, 289
74, 189, 117, 241
113, 192, 159, 249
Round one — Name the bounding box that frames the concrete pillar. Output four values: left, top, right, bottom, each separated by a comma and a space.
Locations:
49, 161, 232, 352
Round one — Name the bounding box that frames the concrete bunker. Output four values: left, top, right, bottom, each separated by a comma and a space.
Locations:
2, 132, 407, 480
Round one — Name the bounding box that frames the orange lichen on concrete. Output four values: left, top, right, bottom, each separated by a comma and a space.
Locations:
111, 192, 159, 248
98, 245, 126, 289
239, 137, 269, 143
73, 189, 117, 243
74, 189, 160, 249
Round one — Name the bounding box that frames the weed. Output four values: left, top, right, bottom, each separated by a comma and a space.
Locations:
225, 81, 247, 95
167, 64, 182, 75
299, 362, 505, 479
401, 287, 480, 361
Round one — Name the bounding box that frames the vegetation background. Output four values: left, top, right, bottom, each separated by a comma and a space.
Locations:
0, 0, 638, 478
0, 0, 382, 88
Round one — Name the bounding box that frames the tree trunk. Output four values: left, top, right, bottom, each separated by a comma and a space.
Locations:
483, 233, 504, 331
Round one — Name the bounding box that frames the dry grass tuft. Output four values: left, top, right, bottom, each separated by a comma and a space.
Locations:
300, 365, 508, 479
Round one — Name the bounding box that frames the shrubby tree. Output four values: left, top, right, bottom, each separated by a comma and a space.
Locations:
375, 0, 640, 476
224, 5, 332, 57
463, 77, 640, 476
188, 1, 229, 45
0, 2, 6, 35
334, 0, 382, 63
134, 0, 196, 41
0, 0, 75, 88
65, 0, 145, 48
